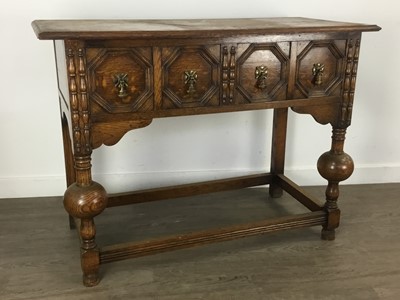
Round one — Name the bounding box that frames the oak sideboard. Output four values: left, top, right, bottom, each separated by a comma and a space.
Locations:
32, 17, 380, 286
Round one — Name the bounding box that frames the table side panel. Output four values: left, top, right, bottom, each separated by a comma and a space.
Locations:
54, 40, 70, 112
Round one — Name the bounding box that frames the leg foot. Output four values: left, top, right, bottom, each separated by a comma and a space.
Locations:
321, 228, 336, 240
269, 185, 283, 198
83, 273, 100, 287
82, 245, 101, 287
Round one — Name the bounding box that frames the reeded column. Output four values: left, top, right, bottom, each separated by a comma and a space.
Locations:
317, 128, 354, 240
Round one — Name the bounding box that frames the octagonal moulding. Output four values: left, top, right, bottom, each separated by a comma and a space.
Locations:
296, 41, 345, 98
162, 46, 220, 108
236, 43, 289, 102
87, 48, 154, 113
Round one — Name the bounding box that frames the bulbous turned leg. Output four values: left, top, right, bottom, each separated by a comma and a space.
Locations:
317, 128, 354, 241
64, 181, 108, 286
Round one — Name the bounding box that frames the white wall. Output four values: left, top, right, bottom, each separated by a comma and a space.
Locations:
0, 0, 398, 198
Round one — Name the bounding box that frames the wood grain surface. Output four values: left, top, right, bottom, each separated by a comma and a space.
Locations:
32, 18, 380, 40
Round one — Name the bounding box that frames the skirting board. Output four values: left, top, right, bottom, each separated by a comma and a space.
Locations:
0, 165, 399, 199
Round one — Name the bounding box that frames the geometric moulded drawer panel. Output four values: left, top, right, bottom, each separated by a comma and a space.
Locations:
86, 48, 154, 113
294, 40, 346, 98
236, 43, 289, 103
162, 46, 220, 109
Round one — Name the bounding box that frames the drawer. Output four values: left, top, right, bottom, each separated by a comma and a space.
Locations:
84, 40, 347, 116
235, 43, 290, 103
293, 40, 346, 98
86, 47, 154, 113
161, 45, 220, 109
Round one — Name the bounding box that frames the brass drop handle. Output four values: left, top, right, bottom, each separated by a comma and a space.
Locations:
113, 73, 129, 98
184, 70, 198, 95
255, 65, 268, 90
312, 63, 325, 86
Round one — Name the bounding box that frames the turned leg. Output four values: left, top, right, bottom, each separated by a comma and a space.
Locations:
63, 156, 108, 286
61, 42, 108, 286
317, 128, 354, 240
269, 108, 288, 198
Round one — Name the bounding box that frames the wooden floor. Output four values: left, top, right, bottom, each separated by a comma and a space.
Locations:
0, 183, 399, 299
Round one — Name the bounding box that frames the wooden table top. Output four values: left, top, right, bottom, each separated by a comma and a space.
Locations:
32, 17, 381, 40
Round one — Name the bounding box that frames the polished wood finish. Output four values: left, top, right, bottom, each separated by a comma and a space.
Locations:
32, 17, 380, 286
32, 18, 380, 40
107, 173, 273, 207
99, 211, 327, 264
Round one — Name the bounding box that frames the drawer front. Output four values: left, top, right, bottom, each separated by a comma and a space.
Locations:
235, 43, 290, 103
161, 46, 220, 109
86, 47, 154, 113
84, 40, 347, 116
294, 40, 346, 98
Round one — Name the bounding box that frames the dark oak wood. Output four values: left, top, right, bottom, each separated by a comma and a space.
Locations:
100, 210, 327, 264
108, 173, 273, 207
61, 114, 76, 229
32, 18, 381, 40
276, 174, 324, 211
269, 108, 288, 198
32, 17, 380, 286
